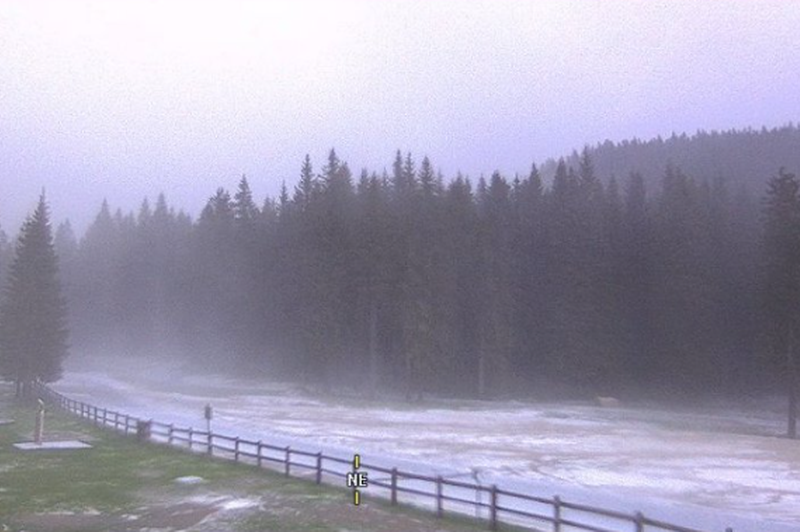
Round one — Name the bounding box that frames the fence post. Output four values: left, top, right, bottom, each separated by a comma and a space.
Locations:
391, 468, 398, 505
489, 485, 498, 531
284, 447, 291, 476
257, 441, 263, 467
136, 420, 152, 443
316, 452, 322, 484
207, 431, 213, 456
553, 495, 561, 532
634, 511, 645, 532
436, 475, 443, 518
93, 406, 98, 425
102, 408, 107, 426
124, 414, 130, 435
168, 424, 174, 445
235, 437, 240, 462
189, 427, 193, 450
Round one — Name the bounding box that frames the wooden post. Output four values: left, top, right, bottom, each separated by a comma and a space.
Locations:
257, 441, 263, 467
93, 406, 98, 425
284, 447, 291, 476
553, 495, 562, 532
207, 431, 213, 456
634, 511, 645, 532
124, 415, 129, 435
489, 485, 498, 531
189, 427, 193, 450
136, 420, 152, 443
436, 476, 444, 518
315, 452, 322, 484
234, 437, 240, 462
391, 468, 398, 505
102, 408, 107, 426
168, 424, 174, 445
34, 399, 45, 445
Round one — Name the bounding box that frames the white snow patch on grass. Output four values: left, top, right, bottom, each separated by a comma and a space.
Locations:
173, 475, 206, 485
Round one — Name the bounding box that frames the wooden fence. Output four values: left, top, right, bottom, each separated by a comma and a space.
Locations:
33, 382, 733, 532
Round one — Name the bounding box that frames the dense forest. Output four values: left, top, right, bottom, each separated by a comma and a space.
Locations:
2, 125, 799, 400
541, 124, 800, 194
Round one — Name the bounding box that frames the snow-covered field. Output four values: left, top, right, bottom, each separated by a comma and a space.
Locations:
54, 355, 800, 532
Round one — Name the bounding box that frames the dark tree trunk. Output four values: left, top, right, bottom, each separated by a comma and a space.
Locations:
788, 330, 797, 439
477, 351, 486, 399
368, 301, 379, 399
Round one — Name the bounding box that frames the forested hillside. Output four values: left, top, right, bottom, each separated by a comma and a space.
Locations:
542, 124, 800, 194
26, 125, 793, 400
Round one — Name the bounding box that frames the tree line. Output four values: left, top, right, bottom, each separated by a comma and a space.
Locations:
1, 141, 798, 413
50, 148, 777, 399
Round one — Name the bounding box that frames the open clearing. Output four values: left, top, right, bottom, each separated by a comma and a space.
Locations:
53, 355, 800, 532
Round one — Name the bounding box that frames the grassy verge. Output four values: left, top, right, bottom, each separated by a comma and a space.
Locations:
0, 386, 503, 532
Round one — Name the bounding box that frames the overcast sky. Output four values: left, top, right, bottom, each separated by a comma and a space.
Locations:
1, 0, 799, 235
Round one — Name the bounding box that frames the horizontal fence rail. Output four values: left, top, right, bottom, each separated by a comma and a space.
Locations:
32, 381, 732, 532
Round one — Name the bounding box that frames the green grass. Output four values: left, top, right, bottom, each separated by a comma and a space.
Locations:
0, 399, 271, 515
0, 389, 502, 531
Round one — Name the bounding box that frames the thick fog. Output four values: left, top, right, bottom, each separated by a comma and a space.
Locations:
1, 1, 799, 233
3, 3, 800, 531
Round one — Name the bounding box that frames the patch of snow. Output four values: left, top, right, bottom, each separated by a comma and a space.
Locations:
220, 498, 260, 511
54, 361, 800, 532
14, 440, 92, 450
173, 475, 205, 485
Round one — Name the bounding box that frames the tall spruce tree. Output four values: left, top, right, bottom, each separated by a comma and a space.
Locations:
0, 194, 69, 395
763, 168, 800, 438
234, 175, 260, 225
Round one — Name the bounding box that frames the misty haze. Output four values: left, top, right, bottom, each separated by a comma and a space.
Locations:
1, 2, 800, 532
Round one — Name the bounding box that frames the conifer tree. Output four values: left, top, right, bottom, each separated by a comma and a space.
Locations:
234, 175, 260, 224
0, 194, 69, 395
294, 154, 317, 212
763, 168, 800, 438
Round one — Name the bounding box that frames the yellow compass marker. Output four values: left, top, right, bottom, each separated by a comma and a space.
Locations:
353, 453, 361, 469
354, 489, 361, 505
